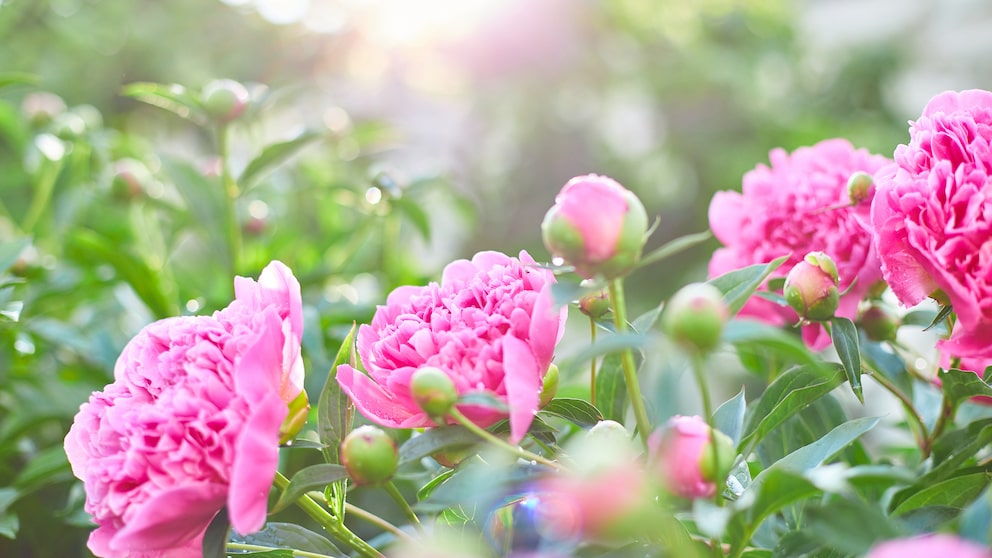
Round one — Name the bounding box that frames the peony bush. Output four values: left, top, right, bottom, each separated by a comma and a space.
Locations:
62, 88, 992, 558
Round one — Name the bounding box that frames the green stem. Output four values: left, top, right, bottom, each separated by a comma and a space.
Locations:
865, 369, 930, 455
448, 408, 561, 470
217, 123, 242, 275
344, 502, 416, 544
928, 394, 955, 454
690, 352, 724, 556
608, 278, 652, 447
383, 481, 424, 533
21, 158, 63, 233
589, 316, 598, 406
274, 472, 383, 558
226, 542, 334, 558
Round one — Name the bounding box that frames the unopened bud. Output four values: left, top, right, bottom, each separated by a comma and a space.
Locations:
411, 366, 458, 419
21, 92, 66, 127
578, 290, 610, 319
110, 159, 150, 201
202, 79, 250, 123
859, 305, 899, 342
649, 415, 732, 499
847, 171, 873, 205
340, 425, 398, 486
783, 252, 839, 322
661, 283, 729, 353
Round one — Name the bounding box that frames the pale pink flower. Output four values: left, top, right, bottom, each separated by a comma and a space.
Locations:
64, 261, 304, 557
536, 464, 647, 540
871, 89, 992, 357
648, 415, 725, 499
336, 251, 566, 444
866, 534, 992, 558
708, 139, 891, 349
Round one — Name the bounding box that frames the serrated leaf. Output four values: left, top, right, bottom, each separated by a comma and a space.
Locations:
635, 230, 712, 270
940, 368, 992, 405
739, 364, 846, 454
539, 398, 603, 428
398, 426, 479, 466
713, 388, 746, 446
231, 523, 342, 556
391, 197, 431, 241
271, 464, 348, 514
121, 82, 207, 124
238, 131, 326, 187
318, 324, 356, 466
830, 317, 863, 403
202, 509, 230, 558
892, 472, 990, 516
707, 254, 790, 316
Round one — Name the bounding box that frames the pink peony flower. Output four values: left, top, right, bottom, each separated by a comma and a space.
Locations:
64, 261, 305, 558
708, 139, 891, 349
871, 89, 992, 357
541, 174, 648, 280
648, 415, 733, 499
336, 251, 566, 444
866, 534, 992, 558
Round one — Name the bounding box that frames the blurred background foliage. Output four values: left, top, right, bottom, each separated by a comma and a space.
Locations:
1, 0, 990, 555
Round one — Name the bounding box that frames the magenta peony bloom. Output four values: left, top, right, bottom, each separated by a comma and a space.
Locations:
871, 89, 992, 357
64, 261, 305, 557
648, 415, 733, 499
336, 251, 566, 444
541, 174, 648, 279
708, 139, 891, 349
866, 534, 992, 558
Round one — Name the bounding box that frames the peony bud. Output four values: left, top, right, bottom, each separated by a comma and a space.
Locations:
858, 305, 899, 342
783, 252, 839, 322
340, 425, 398, 486
578, 289, 610, 319
846, 171, 874, 205
661, 283, 729, 354
538, 364, 559, 409
411, 366, 458, 419
648, 415, 734, 499
110, 159, 151, 201
541, 174, 649, 279
866, 534, 992, 558
202, 79, 250, 123
21, 92, 66, 127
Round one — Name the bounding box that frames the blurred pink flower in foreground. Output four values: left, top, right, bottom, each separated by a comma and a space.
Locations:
871, 89, 992, 357
649, 415, 733, 499
64, 261, 304, 557
337, 251, 566, 444
708, 138, 890, 349
866, 534, 992, 558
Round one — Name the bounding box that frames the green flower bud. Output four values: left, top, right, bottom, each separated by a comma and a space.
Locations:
411, 366, 458, 419
578, 290, 610, 319
661, 283, 729, 354
783, 252, 840, 322
340, 425, 398, 486
202, 79, 250, 123
858, 305, 899, 342
698, 427, 736, 484
847, 171, 874, 205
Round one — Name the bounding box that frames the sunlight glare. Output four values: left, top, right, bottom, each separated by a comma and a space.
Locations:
347, 0, 504, 47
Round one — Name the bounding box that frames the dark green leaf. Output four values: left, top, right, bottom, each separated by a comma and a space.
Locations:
417, 469, 457, 502
739, 364, 846, 454
284, 439, 325, 450
271, 464, 348, 514
756, 394, 855, 467
940, 368, 992, 406
860, 337, 913, 397
892, 472, 990, 516
202, 509, 230, 558
635, 230, 712, 270
804, 499, 906, 556
391, 197, 431, 241
723, 319, 822, 369
901, 309, 938, 327
707, 254, 790, 316
238, 131, 326, 187
0, 512, 17, 539
0, 237, 30, 275
729, 468, 820, 542
398, 426, 479, 466
318, 324, 356, 466
830, 317, 863, 403
560, 333, 648, 375
594, 352, 628, 423
161, 156, 229, 260
713, 388, 747, 446
960, 485, 992, 545
923, 304, 954, 331
231, 523, 342, 556
539, 398, 603, 428
121, 82, 207, 124
13, 446, 70, 491
768, 415, 879, 474
0, 72, 37, 88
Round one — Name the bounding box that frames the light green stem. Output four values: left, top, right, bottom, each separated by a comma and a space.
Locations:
691, 352, 724, 556
226, 542, 334, 558
383, 481, 424, 533
590, 316, 598, 406
274, 472, 383, 558
22, 158, 63, 233
608, 278, 652, 447
448, 408, 561, 470
344, 502, 415, 544
217, 123, 242, 275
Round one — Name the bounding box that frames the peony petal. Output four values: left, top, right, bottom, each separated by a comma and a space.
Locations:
233, 307, 284, 400
528, 284, 565, 373
501, 335, 541, 444
228, 392, 286, 534
256, 260, 303, 340
110, 483, 227, 552
336, 364, 422, 427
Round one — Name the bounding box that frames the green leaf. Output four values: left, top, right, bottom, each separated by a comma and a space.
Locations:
923, 304, 954, 331
892, 472, 990, 516
318, 324, 356, 466
271, 464, 349, 514
739, 364, 846, 454
830, 317, 863, 403
594, 352, 628, 423
960, 485, 992, 545
0, 512, 18, 539
417, 469, 457, 502
713, 388, 747, 445
723, 319, 822, 369
121, 82, 207, 124
238, 131, 326, 187
901, 309, 938, 327
231, 523, 341, 556
550, 277, 595, 307
0, 237, 30, 275
940, 368, 992, 406
729, 468, 820, 543
930, 418, 992, 476
539, 398, 603, 429
391, 197, 432, 241
707, 254, 790, 316
860, 338, 913, 397
201, 508, 230, 558
0, 72, 37, 88
635, 230, 712, 270
457, 391, 509, 412
398, 426, 479, 466
767, 415, 879, 474
560, 333, 647, 374
13, 446, 70, 491
803, 498, 906, 556
631, 304, 664, 334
